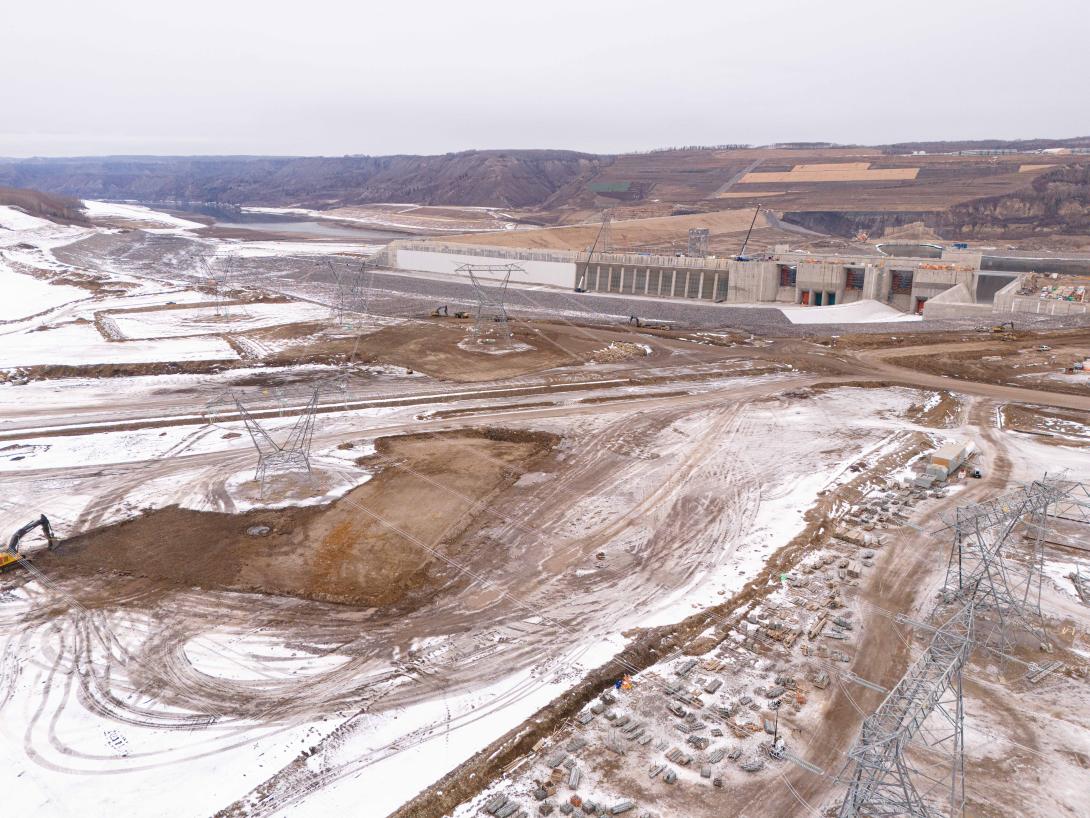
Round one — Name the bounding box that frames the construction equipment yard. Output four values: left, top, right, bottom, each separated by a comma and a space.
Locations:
2, 200, 1090, 818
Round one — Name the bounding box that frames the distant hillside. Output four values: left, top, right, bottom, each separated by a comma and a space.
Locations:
0, 151, 607, 210
941, 163, 1090, 238
880, 136, 1090, 155
4, 139, 1090, 243
0, 185, 89, 225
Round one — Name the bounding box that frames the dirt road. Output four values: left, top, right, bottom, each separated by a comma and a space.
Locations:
852, 342, 1090, 411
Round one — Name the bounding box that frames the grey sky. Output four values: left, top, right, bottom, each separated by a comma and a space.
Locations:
1, 0, 1086, 157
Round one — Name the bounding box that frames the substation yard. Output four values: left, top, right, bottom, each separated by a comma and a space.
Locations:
2, 205, 1090, 818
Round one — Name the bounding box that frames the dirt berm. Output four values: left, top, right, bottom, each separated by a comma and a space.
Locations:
47, 428, 559, 608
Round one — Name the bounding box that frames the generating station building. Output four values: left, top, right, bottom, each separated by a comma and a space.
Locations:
385, 239, 1090, 319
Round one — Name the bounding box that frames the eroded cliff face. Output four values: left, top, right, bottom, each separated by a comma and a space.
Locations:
941, 164, 1090, 239
779, 165, 1090, 245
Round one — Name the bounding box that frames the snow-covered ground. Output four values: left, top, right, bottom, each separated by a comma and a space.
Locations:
82, 199, 205, 232
0, 205, 94, 251
0, 589, 347, 818
0, 262, 88, 321
0, 322, 239, 367
779, 299, 923, 324
111, 301, 331, 339
1, 195, 1079, 818
0, 201, 351, 369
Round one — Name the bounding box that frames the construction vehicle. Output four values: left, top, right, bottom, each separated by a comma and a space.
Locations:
626, 315, 672, 331
976, 321, 1015, 334
1, 514, 57, 571
431, 305, 472, 319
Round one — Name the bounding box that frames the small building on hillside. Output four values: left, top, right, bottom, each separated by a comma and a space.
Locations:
928, 441, 971, 480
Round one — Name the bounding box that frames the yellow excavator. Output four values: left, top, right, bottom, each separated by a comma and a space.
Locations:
0, 515, 57, 571
976, 321, 1015, 334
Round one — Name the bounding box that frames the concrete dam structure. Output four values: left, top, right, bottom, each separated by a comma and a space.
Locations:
386, 240, 1086, 318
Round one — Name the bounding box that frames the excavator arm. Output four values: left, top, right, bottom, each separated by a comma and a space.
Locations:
2, 515, 57, 570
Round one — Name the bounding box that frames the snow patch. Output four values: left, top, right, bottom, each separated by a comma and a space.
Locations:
779, 299, 923, 324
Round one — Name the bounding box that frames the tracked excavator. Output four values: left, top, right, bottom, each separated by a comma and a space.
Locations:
0, 515, 57, 571
431, 305, 471, 319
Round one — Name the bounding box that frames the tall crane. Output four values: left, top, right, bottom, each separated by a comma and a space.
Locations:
735, 204, 762, 261
576, 209, 613, 292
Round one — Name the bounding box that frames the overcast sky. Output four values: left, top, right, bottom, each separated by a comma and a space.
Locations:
1, 0, 1086, 157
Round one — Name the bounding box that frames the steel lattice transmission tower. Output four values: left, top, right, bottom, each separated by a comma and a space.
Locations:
324, 258, 370, 327
235, 388, 320, 497
198, 254, 236, 318
456, 263, 524, 343
1047, 477, 1090, 524
940, 476, 1075, 650
837, 475, 1088, 818
837, 600, 975, 818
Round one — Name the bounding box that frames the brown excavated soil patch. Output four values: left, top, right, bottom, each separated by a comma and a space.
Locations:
1000, 403, 1090, 447
905, 389, 962, 427
47, 428, 559, 608
830, 326, 1090, 352
441, 208, 771, 251
893, 342, 1089, 397
351, 320, 655, 382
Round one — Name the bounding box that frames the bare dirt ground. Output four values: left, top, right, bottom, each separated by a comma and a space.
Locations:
442, 209, 772, 252
999, 403, 1090, 447
351, 320, 673, 382
857, 333, 1090, 397
46, 428, 558, 607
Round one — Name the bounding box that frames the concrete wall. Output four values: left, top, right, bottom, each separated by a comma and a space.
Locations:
995, 294, 1090, 316
580, 261, 731, 301
912, 268, 976, 299
991, 275, 1090, 316
775, 285, 797, 303
796, 263, 846, 306
862, 266, 889, 303
388, 240, 1052, 317
394, 247, 576, 289
726, 261, 778, 303
941, 249, 984, 268
921, 282, 994, 319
